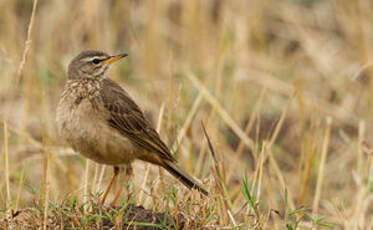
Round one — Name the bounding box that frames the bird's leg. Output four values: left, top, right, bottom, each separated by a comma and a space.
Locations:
100, 166, 120, 204
110, 164, 133, 207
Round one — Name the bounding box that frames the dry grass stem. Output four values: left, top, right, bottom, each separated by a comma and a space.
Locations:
227, 87, 267, 183
0, 121, 42, 148
268, 90, 297, 149
187, 73, 254, 150
312, 116, 332, 215
247, 70, 358, 125
138, 103, 165, 204
42, 151, 50, 230
96, 165, 106, 194
171, 93, 203, 154
15, 168, 25, 211
83, 159, 91, 206
15, 0, 38, 85
91, 163, 100, 196
3, 121, 11, 206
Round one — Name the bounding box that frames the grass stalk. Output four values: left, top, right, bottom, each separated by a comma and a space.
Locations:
357, 120, 365, 176
96, 165, 106, 194
15, 0, 38, 85
171, 93, 203, 155
202, 122, 235, 226
227, 87, 266, 183
42, 150, 50, 230
83, 159, 91, 208
187, 72, 255, 150
3, 121, 11, 206
267, 90, 297, 149
91, 163, 100, 196
15, 167, 25, 211
138, 103, 165, 205
235, 87, 266, 160
266, 91, 297, 210
312, 117, 332, 215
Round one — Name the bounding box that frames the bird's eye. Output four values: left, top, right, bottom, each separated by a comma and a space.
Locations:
92, 59, 100, 64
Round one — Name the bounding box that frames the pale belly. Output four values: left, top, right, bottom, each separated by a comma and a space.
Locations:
69, 125, 137, 165
57, 98, 138, 165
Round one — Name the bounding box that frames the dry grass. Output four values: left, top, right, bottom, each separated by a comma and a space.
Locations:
1, 0, 373, 229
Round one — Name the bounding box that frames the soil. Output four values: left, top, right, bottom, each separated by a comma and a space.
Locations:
102, 204, 185, 230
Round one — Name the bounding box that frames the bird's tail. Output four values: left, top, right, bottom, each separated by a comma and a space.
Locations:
162, 161, 208, 196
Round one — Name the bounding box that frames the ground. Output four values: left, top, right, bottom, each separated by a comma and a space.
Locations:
3, 202, 186, 229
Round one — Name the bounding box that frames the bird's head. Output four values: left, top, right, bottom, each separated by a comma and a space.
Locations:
67, 50, 127, 80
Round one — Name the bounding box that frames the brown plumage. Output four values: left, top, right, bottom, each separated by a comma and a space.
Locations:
56, 50, 208, 204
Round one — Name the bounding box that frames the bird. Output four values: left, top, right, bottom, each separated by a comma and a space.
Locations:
56, 50, 208, 205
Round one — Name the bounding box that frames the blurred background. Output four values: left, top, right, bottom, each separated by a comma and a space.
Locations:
0, 0, 372, 228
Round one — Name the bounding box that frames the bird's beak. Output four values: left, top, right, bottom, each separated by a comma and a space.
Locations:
103, 53, 128, 65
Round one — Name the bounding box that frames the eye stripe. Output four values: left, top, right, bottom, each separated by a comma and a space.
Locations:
81, 56, 108, 63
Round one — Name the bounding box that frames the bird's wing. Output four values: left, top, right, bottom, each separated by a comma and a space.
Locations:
99, 78, 176, 162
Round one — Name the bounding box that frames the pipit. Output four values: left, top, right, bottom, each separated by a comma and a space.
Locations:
56, 50, 208, 205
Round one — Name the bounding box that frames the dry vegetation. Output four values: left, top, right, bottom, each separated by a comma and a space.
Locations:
0, 0, 372, 229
